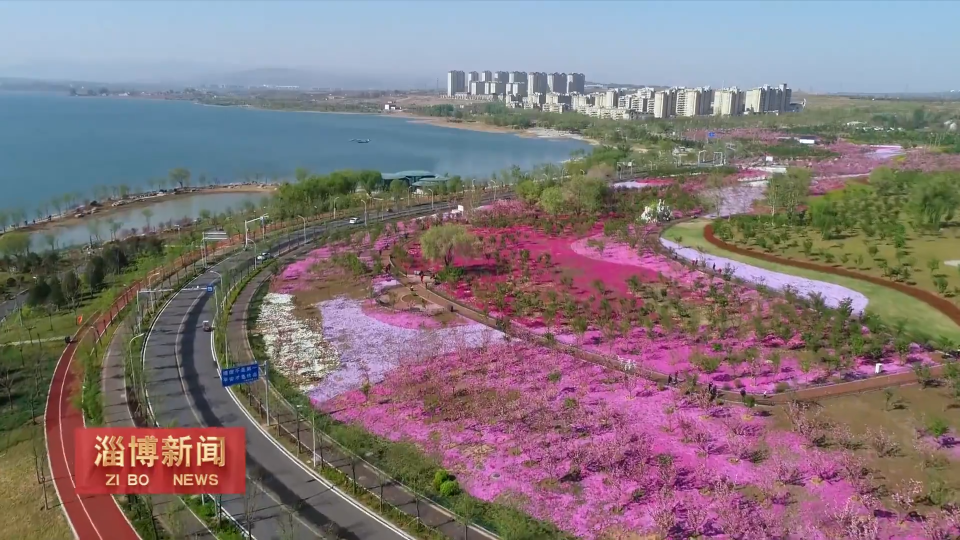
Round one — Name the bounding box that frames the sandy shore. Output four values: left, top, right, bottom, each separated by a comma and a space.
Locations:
21, 184, 277, 234
391, 113, 600, 145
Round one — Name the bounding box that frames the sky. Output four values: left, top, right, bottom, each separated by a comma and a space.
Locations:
0, 0, 958, 93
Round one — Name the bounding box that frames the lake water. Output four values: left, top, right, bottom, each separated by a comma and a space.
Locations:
0, 91, 589, 246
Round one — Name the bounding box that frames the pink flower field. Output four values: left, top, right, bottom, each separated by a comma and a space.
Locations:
402, 220, 932, 393
323, 340, 935, 539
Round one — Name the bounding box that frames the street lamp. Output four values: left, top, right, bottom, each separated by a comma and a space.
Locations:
424, 188, 435, 209
296, 215, 307, 245
361, 199, 368, 226
332, 196, 340, 220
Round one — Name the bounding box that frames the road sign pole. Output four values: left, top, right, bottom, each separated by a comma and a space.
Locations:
264, 359, 270, 426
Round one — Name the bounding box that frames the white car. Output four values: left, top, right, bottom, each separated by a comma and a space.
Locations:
348, 217, 359, 224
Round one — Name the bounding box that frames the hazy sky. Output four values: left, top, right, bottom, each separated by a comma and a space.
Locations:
1, 0, 957, 92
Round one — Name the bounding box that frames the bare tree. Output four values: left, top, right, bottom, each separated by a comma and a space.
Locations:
277, 503, 301, 540
0, 366, 14, 410
163, 498, 186, 540
242, 474, 264, 539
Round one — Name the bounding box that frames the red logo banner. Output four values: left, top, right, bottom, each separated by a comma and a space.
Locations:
75, 427, 246, 495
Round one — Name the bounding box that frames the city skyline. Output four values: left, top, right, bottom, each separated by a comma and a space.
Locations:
0, 1, 958, 92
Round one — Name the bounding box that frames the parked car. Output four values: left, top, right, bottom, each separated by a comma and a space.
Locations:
202, 320, 212, 332
348, 217, 359, 224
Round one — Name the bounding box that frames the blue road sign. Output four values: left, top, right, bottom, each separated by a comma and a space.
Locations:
707, 132, 716, 138
206, 286, 214, 293
221, 363, 260, 387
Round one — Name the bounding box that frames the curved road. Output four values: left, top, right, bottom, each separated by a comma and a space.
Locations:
143, 198, 505, 539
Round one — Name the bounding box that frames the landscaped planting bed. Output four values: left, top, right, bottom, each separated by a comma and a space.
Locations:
401, 209, 934, 393
712, 171, 960, 332
321, 339, 953, 539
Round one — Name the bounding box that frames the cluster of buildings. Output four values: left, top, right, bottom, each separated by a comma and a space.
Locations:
445, 69, 793, 120
446, 70, 585, 100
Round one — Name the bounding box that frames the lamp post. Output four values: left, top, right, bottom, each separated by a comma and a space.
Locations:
424, 188, 435, 209
361, 199, 368, 226
296, 216, 306, 246
332, 197, 340, 221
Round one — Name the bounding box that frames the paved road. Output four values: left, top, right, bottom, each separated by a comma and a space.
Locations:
0, 290, 26, 323
143, 196, 508, 539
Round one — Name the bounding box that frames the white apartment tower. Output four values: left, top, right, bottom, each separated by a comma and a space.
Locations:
446, 71, 466, 96
494, 71, 510, 83
466, 71, 480, 93
480, 71, 493, 82
527, 72, 548, 95
713, 87, 743, 116
566, 73, 586, 94
547, 72, 567, 93
745, 83, 791, 113
469, 81, 486, 95
653, 90, 676, 118
509, 71, 527, 83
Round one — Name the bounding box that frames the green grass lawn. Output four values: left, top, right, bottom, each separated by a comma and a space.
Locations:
719, 185, 960, 301
663, 219, 960, 342
772, 385, 960, 518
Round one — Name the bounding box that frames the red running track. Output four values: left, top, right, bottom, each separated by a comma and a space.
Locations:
44, 286, 141, 540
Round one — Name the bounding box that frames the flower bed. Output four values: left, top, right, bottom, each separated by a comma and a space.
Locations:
309, 296, 504, 403
323, 340, 932, 539
402, 217, 938, 392
256, 292, 340, 390
659, 238, 868, 314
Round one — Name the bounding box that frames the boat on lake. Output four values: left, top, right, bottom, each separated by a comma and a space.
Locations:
349, 138, 371, 144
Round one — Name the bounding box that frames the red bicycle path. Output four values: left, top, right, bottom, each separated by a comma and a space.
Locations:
45, 284, 142, 540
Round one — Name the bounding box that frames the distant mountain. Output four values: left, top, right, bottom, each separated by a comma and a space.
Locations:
206, 68, 431, 90
0, 60, 435, 90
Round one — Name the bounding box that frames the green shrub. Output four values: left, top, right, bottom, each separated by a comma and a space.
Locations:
927, 416, 949, 438
439, 479, 461, 497
433, 469, 453, 491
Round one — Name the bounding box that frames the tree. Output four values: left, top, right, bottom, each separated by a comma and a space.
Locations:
419, 224, 477, 267
908, 173, 960, 232
27, 278, 51, 306
169, 167, 191, 189
62, 270, 80, 305
47, 276, 65, 309
142, 208, 154, 232
389, 179, 407, 204
515, 179, 543, 205
539, 186, 566, 215
294, 167, 310, 183
0, 231, 31, 262
84, 256, 106, 292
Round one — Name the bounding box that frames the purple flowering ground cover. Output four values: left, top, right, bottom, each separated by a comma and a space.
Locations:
660, 237, 869, 315
309, 296, 504, 403
323, 341, 934, 539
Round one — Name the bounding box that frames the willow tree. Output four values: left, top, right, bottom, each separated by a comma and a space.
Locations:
420, 224, 477, 267
908, 173, 960, 232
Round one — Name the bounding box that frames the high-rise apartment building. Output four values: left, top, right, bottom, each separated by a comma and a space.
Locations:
466, 71, 480, 93
547, 72, 567, 93
484, 81, 506, 96
653, 89, 676, 118
566, 73, 586, 94
595, 89, 619, 108
446, 71, 466, 96
494, 71, 510, 83
509, 71, 527, 84
744, 83, 791, 113
505, 82, 527, 97
713, 87, 743, 116
469, 81, 486, 95
527, 72, 548, 95
480, 71, 493, 82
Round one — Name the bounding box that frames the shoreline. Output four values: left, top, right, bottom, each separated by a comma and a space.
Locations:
19, 184, 276, 235
188, 98, 601, 145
